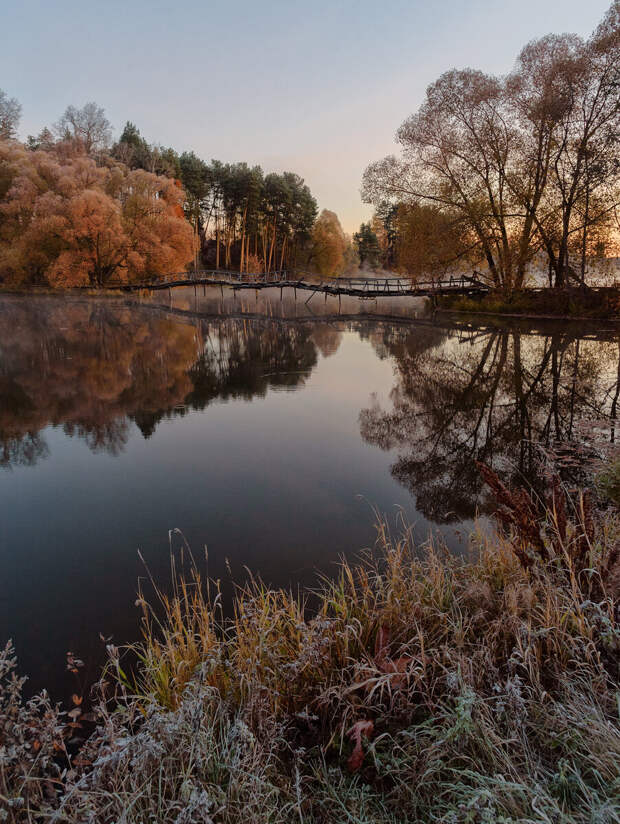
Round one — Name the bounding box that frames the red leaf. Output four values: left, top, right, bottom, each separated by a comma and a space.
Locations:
346, 719, 374, 772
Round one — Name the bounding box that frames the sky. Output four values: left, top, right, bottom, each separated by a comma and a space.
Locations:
1, 0, 613, 232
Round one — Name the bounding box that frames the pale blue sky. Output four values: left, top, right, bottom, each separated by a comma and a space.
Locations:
1, 0, 612, 231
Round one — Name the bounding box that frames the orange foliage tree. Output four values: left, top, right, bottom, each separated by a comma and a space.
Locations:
311, 209, 347, 276
0, 141, 195, 286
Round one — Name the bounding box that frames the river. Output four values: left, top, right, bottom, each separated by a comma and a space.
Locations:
1, 289, 618, 696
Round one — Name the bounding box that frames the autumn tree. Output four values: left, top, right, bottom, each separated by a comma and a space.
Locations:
311, 209, 347, 276
1, 104, 320, 282
507, 17, 620, 287
0, 89, 21, 140
363, 69, 529, 289
0, 144, 194, 286
110, 123, 320, 274
395, 204, 471, 280
546, 5, 620, 286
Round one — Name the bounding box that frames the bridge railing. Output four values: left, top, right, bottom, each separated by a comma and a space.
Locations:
111, 269, 491, 292
319, 274, 488, 291
120, 269, 290, 288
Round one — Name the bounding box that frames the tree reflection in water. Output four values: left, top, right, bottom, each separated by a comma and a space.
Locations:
0, 299, 319, 467
2, 298, 619, 529
360, 324, 620, 523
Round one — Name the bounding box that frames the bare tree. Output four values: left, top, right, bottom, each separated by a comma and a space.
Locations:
0, 89, 21, 140
539, 17, 620, 287
53, 102, 112, 153
505, 34, 582, 285
362, 1, 620, 290
363, 69, 529, 290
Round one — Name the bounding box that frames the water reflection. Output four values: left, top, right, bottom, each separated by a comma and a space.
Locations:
2, 297, 619, 515
360, 324, 620, 521
0, 298, 320, 466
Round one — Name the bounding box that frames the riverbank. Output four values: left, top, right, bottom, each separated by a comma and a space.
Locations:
4, 470, 619, 823
439, 286, 620, 320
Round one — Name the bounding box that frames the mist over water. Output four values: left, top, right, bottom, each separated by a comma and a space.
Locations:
1, 291, 618, 697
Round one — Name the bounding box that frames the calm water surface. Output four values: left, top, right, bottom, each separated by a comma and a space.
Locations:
1, 291, 619, 696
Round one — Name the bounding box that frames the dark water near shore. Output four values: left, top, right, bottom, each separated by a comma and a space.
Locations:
1, 290, 619, 697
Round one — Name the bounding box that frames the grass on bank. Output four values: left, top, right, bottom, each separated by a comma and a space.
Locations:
2, 473, 620, 823
596, 457, 620, 508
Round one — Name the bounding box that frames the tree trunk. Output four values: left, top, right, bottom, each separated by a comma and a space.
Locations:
239, 206, 248, 273
267, 218, 276, 272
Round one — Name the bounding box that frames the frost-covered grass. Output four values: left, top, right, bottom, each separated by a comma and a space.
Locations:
2, 484, 620, 822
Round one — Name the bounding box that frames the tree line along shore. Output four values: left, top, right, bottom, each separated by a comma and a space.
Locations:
0, 2, 619, 307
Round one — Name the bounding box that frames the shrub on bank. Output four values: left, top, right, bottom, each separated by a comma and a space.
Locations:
443, 287, 620, 319
597, 458, 620, 507
2, 476, 620, 822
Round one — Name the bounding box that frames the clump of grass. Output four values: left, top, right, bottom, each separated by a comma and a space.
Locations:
44, 477, 619, 824
596, 456, 620, 507
126, 543, 223, 710
0, 642, 69, 822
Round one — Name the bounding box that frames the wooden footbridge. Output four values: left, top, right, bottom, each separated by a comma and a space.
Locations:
114, 270, 490, 299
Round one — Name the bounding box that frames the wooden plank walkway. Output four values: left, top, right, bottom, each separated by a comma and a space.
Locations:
110, 270, 491, 298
